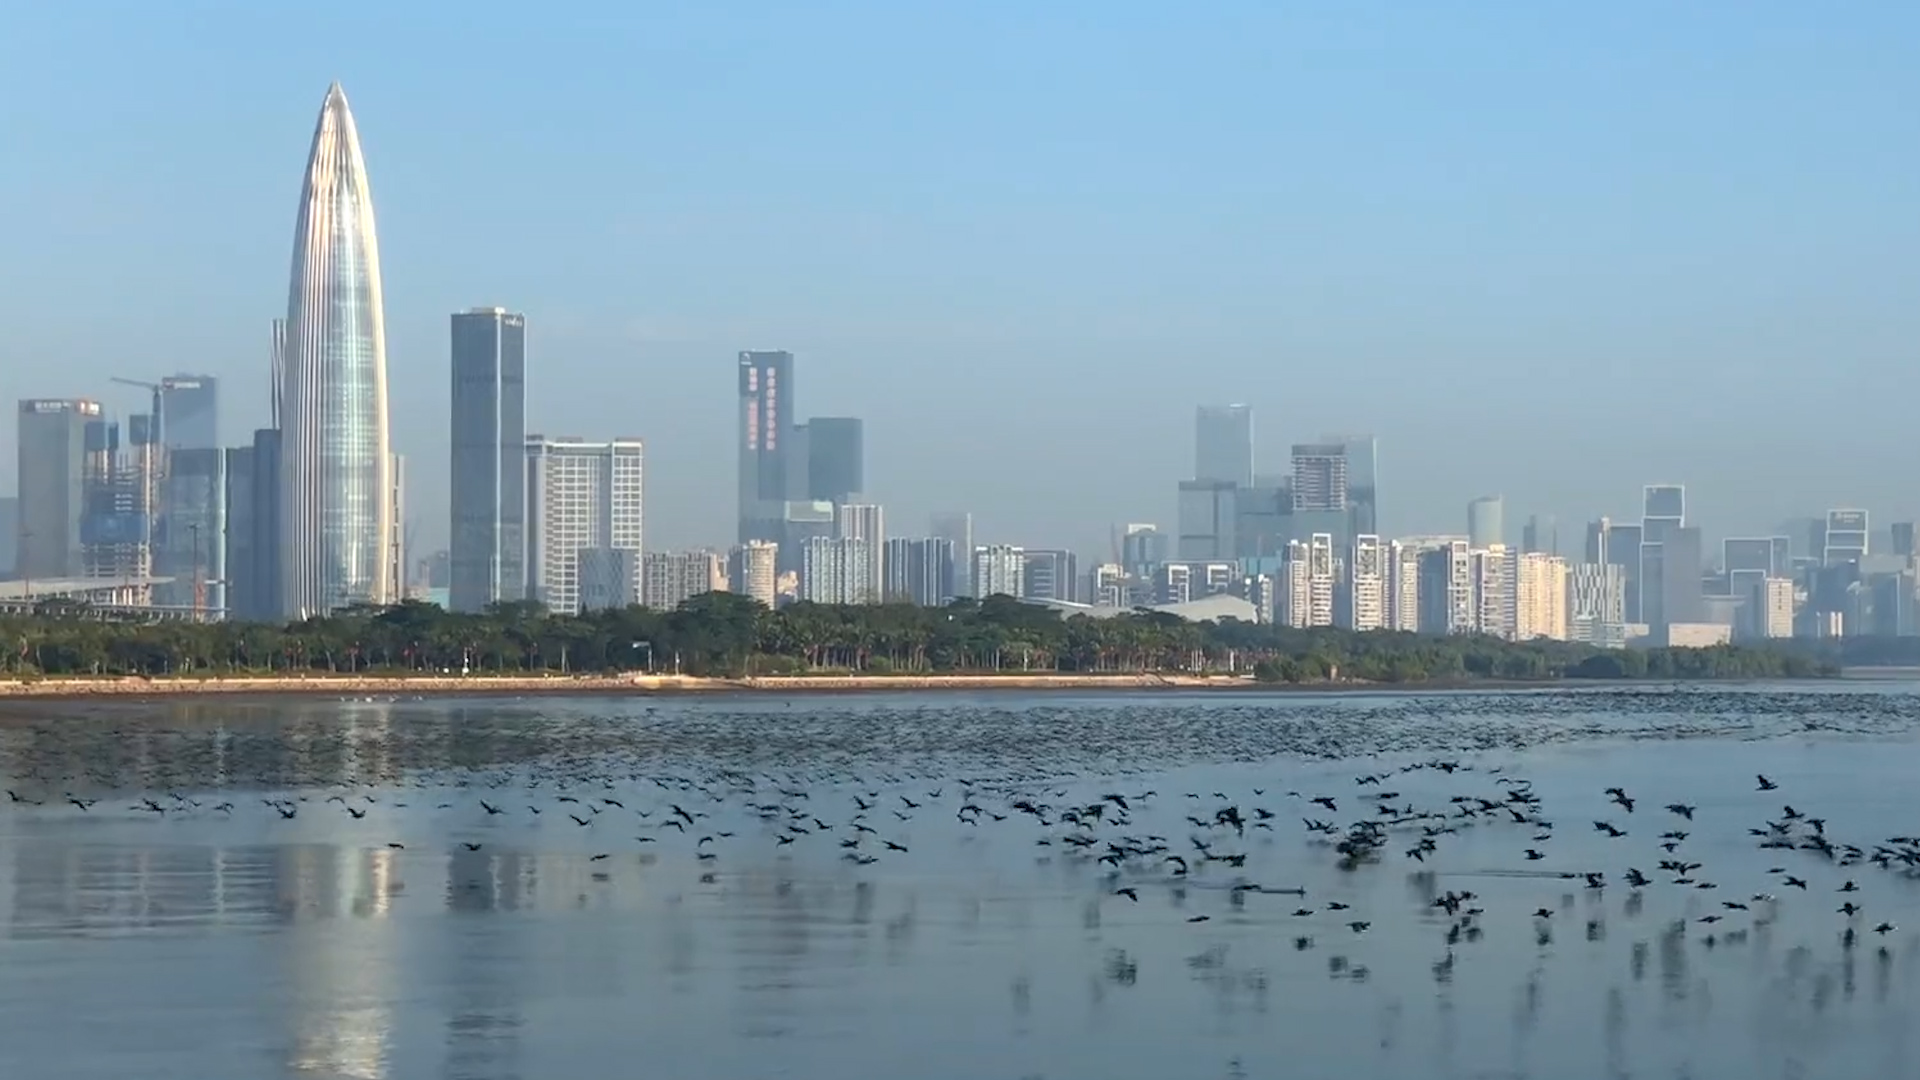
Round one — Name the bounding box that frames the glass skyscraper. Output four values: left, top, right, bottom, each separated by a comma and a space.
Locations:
737, 350, 794, 545
448, 309, 527, 612
280, 82, 393, 616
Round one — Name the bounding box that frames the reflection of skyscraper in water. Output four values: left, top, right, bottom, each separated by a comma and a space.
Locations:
445, 847, 539, 913
441, 848, 535, 1078
279, 844, 400, 1079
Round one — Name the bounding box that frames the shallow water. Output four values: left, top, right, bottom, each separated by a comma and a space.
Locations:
2, 685, 1919, 1079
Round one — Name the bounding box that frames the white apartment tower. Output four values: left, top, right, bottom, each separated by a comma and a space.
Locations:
525, 435, 644, 613
800, 536, 873, 604
643, 550, 726, 610
1345, 534, 1386, 631
1387, 540, 1421, 632
974, 544, 1026, 599
1473, 545, 1515, 639
1513, 551, 1570, 641
1282, 535, 1336, 628
834, 503, 886, 603
1570, 562, 1627, 647
728, 540, 778, 607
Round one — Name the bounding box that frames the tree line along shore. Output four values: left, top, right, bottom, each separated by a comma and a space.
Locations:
0, 592, 1838, 691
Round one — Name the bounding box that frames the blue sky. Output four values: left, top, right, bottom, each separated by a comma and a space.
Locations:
3, 2, 1917, 555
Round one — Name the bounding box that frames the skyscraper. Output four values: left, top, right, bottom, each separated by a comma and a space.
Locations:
1339, 435, 1379, 538
1467, 496, 1504, 549
973, 545, 1025, 598
883, 537, 955, 606
1194, 405, 1253, 488
448, 308, 528, 612
834, 503, 886, 602
1176, 480, 1237, 560
158, 376, 218, 451
804, 417, 864, 504
154, 448, 225, 614
1823, 509, 1868, 566
1021, 549, 1079, 603
930, 512, 974, 597
281, 82, 393, 616
15, 399, 97, 582
525, 436, 644, 614
737, 350, 795, 544
224, 427, 282, 621
800, 537, 874, 605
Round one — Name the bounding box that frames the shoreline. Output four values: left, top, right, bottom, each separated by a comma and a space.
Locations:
0, 669, 1855, 701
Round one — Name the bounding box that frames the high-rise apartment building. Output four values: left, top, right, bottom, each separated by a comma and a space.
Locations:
883, 537, 956, 606
802, 417, 864, 504
525, 436, 643, 614
1513, 552, 1569, 641
1022, 549, 1079, 603
800, 537, 874, 605
834, 503, 886, 603
1387, 540, 1421, 632
1281, 534, 1336, 629
643, 550, 726, 610
1473, 546, 1515, 640
1343, 534, 1386, 631
728, 540, 779, 607
737, 350, 795, 544
1194, 404, 1253, 488
158, 376, 218, 451
1467, 496, 1504, 550
1290, 444, 1348, 515
1416, 541, 1474, 635
281, 83, 395, 616
448, 307, 527, 612
930, 512, 974, 597
973, 544, 1025, 599
1091, 562, 1128, 609
16, 398, 97, 582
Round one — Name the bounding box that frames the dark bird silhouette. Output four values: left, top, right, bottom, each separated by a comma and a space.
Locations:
1188, 915, 1211, 923
1347, 921, 1371, 933
462, 842, 482, 851
569, 814, 591, 827
1784, 876, 1809, 890
1665, 803, 1696, 820
479, 800, 503, 815
884, 840, 908, 853
590, 853, 610, 861
1757, 774, 1778, 791
1114, 887, 1139, 901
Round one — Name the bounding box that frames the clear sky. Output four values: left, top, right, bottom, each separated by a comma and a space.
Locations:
4, 2, 1917, 557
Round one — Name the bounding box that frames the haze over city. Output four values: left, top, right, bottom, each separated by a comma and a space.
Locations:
4, 3, 1918, 559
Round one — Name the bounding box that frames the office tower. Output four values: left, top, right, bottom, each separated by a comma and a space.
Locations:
154, 448, 225, 614
281, 83, 394, 616
1642, 484, 1685, 535
1649, 525, 1705, 628
834, 503, 886, 602
1759, 577, 1794, 638
1893, 522, 1918, 559
727, 540, 779, 607
776, 500, 837, 575
1194, 404, 1253, 488
973, 544, 1025, 598
1021, 549, 1079, 603
448, 308, 528, 612
1343, 534, 1385, 631
643, 550, 726, 610
525, 435, 644, 614
1120, 523, 1165, 576
1824, 509, 1868, 566
224, 428, 283, 621
1569, 563, 1627, 647
1387, 540, 1421, 632
1724, 537, 1775, 576
803, 417, 864, 504
1176, 480, 1237, 560
158, 376, 218, 451
883, 537, 956, 606
930, 512, 975, 596
1467, 496, 1504, 550
577, 548, 636, 610
737, 350, 795, 544
799, 537, 874, 605
1415, 541, 1472, 635
1091, 563, 1127, 609
1521, 514, 1556, 556
16, 399, 97, 582
1513, 552, 1569, 641
1585, 520, 1644, 624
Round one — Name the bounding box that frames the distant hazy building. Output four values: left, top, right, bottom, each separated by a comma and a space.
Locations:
577, 548, 635, 610
1121, 523, 1166, 576
224, 428, 283, 621
1194, 404, 1253, 488
1657, 525, 1705, 628
779, 500, 837, 575
1824, 509, 1868, 566
801, 536, 874, 605
448, 307, 527, 612
154, 448, 226, 613
728, 540, 778, 607
930, 512, 974, 597
883, 537, 955, 606
737, 350, 795, 545
1336, 435, 1380, 539
1730, 569, 1794, 641
1022, 549, 1079, 603
17, 399, 100, 583
834, 503, 886, 603
525, 435, 643, 614
1570, 563, 1627, 647
158, 375, 219, 451
1177, 480, 1237, 561
1467, 496, 1504, 550
1521, 514, 1556, 556
1513, 552, 1569, 641
1091, 562, 1128, 609
1724, 536, 1787, 578
643, 550, 725, 610
1414, 540, 1473, 635
973, 544, 1025, 598
802, 416, 864, 504
1643, 484, 1685, 531
1893, 522, 1917, 559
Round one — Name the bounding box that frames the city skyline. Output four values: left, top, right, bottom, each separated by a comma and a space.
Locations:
5, 8, 1917, 558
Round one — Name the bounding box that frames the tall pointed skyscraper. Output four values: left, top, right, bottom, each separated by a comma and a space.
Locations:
280, 82, 393, 616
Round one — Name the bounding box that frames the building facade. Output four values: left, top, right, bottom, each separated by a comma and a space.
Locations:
158, 376, 218, 452
643, 550, 726, 610
448, 307, 527, 612
525, 436, 644, 614
737, 350, 795, 544
1513, 551, 1569, 641
973, 544, 1025, 599
281, 82, 395, 617
1194, 404, 1253, 488
800, 537, 874, 605
1344, 534, 1386, 631
15, 398, 97, 582
727, 540, 779, 608
834, 503, 886, 603
1569, 562, 1627, 647
883, 537, 955, 606
1021, 548, 1079, 603
802, 417, 864, 504
930, 512, 975, 597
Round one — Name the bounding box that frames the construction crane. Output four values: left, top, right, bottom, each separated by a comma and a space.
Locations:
109, 376, 162, 431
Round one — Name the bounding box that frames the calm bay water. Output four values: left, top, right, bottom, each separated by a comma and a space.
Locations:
2, 685, 1919, 1079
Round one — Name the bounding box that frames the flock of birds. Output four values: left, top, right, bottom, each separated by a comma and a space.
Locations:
7, 746, 1920, 973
